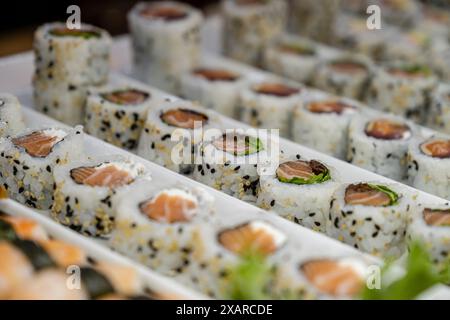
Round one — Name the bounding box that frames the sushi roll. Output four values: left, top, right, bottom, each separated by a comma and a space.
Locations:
407, 135, 450, 200
257, 155, 340, 232
347, 114, 416, 182
378, 0, 422, 29
193, 129, 274, 202
0, 93, 25, 138
407, 205, 450, 270
262, 34, 338, 85
52, 156, 148, 237
110, 179, 214, 275
33, 22, 112, 125
239, 79, 302, 138
367, 62, 438, 123
222, 0, 287, 66
381, 29, 431, 64
326, 182, 412, 257
292, 92, 361, 160
429, 38, 450, 82
181, 218, 288, 298
274, 254, 369, 299
0, 126, 84, 210
287, 0, 341, 43
137, 101, 221, 174
312, 54, 373, 101
179, 66, 246, 118
428, 84, 450, 134
128, 1, 203, 93
85, 85, 157, 151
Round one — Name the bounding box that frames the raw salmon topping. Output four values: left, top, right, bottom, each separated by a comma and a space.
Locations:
344, 183, 398, 207
102, 89, 149, 105
308, 100, 354, 114
278, 43, 316, 56
329, 61, 367, 74
70, 164, 133, 188
301, 259, 364, 297
12, 130, 64, 158
49, 27, 100, 39
193, 68, 239, 82
40, 240, 86, 267
140, 5, 187, 21
276, 160, 330, 184
0, 216, 47, 241
365, 119, 410, 140
420, 139, 450, 158
423, 208, 450, 227
161, 108, 208, 129
139, 190, 198, 223
218, 221, 286, 256
254, 82, 300, 97
213, 133, 263, 156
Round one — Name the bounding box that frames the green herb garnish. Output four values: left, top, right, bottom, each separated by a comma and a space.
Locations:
227, 252, 272, 300
50, 28, 101, 40
361, 241, 450, 300
368, 184, 399, 206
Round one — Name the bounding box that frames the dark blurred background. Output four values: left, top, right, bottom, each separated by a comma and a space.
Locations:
0, 0, 219, 57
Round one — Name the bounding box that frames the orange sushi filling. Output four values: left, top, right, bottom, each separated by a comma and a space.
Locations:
140, 5, 187, 21
70, 164, 133, 188
139, 191, 197, 223
423, 208, 450, 227
344, 183, 391, 207
161, 108, 208, 129
102, 89, 149, 105
12, 131, 62, 158
420, 139, 450, 159
193, 68, 239, 82
365, 119, 410, 140
254, 83, 300, 97
308, 100, 353, 114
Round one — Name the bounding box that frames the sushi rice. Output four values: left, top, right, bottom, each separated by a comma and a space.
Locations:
0, 93, 25, 138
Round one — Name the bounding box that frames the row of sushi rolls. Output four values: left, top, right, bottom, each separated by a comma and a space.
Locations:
0, 0, 450, 300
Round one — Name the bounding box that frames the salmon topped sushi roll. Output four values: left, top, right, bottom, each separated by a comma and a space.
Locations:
326, 182, 413, 258
313, 54, 373, 101
128, 1, 203, 93
257, 155, 339, 232
239, 79, 302, 138
179, 63, 246, 118
110, 179, 215, 276
300, 258, 366, 297
0, 93, 25, 138
85, 85, 158, 151
0, 126, 84, 210
217, 220, 286, 257
193, 129, 274, 202
52, 157, 148, 237
138, 100, 221, 174
293, 92, 361, 159
222, 0, 287, 66
367, 62, 437, 123
33, 22, 111, 125
348, 114, 416, 182
263, 34, 339, 85
407, 135, 450, 200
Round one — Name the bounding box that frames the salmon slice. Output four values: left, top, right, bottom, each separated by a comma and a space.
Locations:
0, 216, 48, 241
329, 61, 367, 74
8, 269, 87, 300
212, 133, 261, 156
365, 119, 410, 140
344, 183, 391, 206
218, 221, 285, 256
70, 164, 133, 188
254, 82, 300, 97
301, 259, 364, 297
161, 108, 208, 129
388, 65, 430, 78
140, 5, 187, 21
40, 240, 86, 267
12, 131, 63, 158
193, 68, 239, 82
139, 190, 198, 223
276, 160, 328, 181
95, 263, 140, 296
420, 139, 450, 159
102, 89, 149, 105
0, 243, 34, 299
308, 100, 354, 114
50, 27, 100, 38
423, 208, 450, 227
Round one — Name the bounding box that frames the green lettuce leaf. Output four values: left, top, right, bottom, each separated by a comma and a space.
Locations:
278, 169, 331, 185
368, 184, 399, 206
